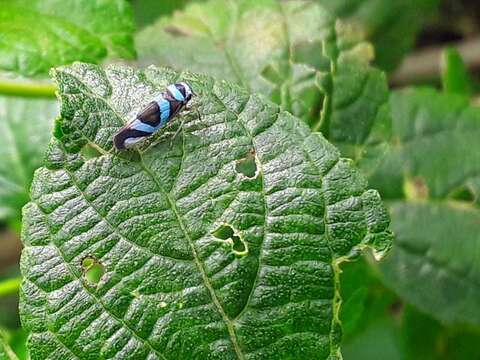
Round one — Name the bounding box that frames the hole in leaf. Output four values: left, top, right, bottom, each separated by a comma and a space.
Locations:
81, 256, 105, 285
236, 150, 258, 178
81, 143, 102, 160
212, 224, 248, 256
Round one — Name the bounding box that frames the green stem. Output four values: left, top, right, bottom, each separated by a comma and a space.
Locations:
0, 78, 56, 98
0, 277, 21, 297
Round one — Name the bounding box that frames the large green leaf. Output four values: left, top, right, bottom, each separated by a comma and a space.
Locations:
320, 0, 440, 72
135, 0, 391, 160
371, 88, 480, 327
20, 63, 392, 359
0, 97, 57, 228
0, 0, 136, 76
382, 202, 480, 327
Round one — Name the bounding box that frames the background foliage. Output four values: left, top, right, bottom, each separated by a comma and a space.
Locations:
0, 0, 479, 359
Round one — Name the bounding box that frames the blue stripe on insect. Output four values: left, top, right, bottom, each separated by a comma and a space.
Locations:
113, 82, 195, 150
156, 98, 171, 125
167, 84, 185, 102
130, 119, 157, 133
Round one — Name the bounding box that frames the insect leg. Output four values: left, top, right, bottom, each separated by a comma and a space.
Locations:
170, 119, 185, 146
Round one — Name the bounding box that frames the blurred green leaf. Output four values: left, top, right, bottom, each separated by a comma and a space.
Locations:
340, 257, 398, 341
320, 0, 440, 72
401, 306, 480, 360
19, 62, 392, 359
381, 202, 480, 327
0, 0, 136, 76
370, 88, 480, 199
315, 23, 392, 163
369, 88, 480, 327
339, 260, 371, 338
6, 330, 27, 360
0, 330, 19, 360
342, 315, 403, 360
441, 47, 471, 97
0, 97, 57, 228
131, 0, 206, 29
0, 277, 21, 297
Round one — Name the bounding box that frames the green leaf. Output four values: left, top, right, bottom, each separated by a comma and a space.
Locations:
320, 0, 440, 72
441, 47, 472, 97
314, 23, 392, 163
0, 277, 21, 297
369, 88, 480, 200
339, 257, 397, 340
0, 330, 19, 360
136, 0, 391, 163
0, 97, 57, 228
370, 88, 480, 327
381, 201, 480, 327
20, 62, 392, 359
400, 306, 480, 360
342, 316, 402, 360
131, 0, 206, 29
0, 0, 136, 76
339, 259, 371, 338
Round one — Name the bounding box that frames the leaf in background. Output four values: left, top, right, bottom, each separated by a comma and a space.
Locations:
314, 22, 392, 163
369, 88, 480, 327
0, 97, 57, 229
136, 0, 332, 125
320, 0, 440, 72
0, 0, 136, 76
343, 300, 480, 360
131, 0, 206, 29
441, 47, 472, 97
339, 257, 397, 341
382, 202, 480, 327
0, 329, 20, 360
136, 0, 391, 164
342, 316, 402, 360
401, 306, 480, 360
20, 62, 392, 359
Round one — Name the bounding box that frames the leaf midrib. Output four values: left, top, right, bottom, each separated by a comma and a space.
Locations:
138, 152, 245, 359
57, 69, 249, 358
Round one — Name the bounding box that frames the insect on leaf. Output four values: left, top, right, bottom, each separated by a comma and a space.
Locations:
20, 63, 392, 359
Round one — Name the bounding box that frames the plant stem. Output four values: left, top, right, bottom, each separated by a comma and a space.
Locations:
0, 78, 56, 98
0, 277, 21, 297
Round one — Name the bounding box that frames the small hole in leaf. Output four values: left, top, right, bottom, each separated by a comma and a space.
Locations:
212, 224, 248, 256
81, 143, 102, 160
236, 150, 257, 178
81, 256, 105, 285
